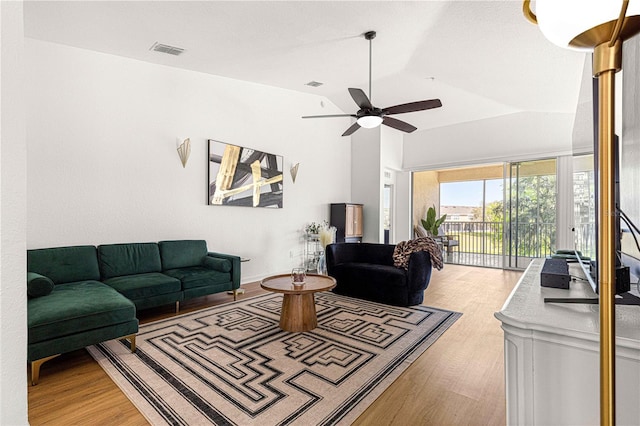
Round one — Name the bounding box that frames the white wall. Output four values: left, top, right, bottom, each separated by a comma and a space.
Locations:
380, 126, 403, 243
572, 57, 594, 154
394, 171, 412, 242
25, 39, 351, 283
403, 111, 574, 170
349, 125, 406, 244
351, 127, 382, 243
380, 125, 403, 171
621, 34, 640, 267
0, 1, 29, 424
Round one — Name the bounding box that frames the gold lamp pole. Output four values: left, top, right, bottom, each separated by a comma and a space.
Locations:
523, 1, 640, 424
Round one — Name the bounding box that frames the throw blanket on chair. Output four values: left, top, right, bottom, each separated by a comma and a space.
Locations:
393, 237, 444, 271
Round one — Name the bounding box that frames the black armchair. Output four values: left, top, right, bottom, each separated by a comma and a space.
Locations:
325, 243, 433, 306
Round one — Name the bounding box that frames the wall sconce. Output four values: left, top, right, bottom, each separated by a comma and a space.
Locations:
177, 138, 191, 168
290, 162, 300, 183
523, 1, 640, 424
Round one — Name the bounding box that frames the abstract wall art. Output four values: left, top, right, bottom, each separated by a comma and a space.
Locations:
208, 140, 284, 208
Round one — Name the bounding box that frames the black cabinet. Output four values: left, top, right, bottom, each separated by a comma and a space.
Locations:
330, 203, 363, 243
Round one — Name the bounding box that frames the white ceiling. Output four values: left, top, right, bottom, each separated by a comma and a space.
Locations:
23, 0, 587, 135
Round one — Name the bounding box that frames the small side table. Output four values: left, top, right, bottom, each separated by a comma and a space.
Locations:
227, 257, 251, 297
260, 274, 336, 332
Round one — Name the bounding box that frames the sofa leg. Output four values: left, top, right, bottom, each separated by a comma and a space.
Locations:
233, 288, 245, 301
124, 334, 137, 353
31, 354, 60, 386
175, 301, 180, 313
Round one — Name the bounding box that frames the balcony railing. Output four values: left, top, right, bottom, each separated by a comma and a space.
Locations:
440, 221, 558, 267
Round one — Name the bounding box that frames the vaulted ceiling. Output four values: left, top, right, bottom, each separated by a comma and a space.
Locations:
24, 1, 587, 135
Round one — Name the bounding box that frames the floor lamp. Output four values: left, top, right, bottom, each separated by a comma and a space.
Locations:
522, 1, 640, 425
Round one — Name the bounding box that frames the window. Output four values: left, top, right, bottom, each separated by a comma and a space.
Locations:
440, 179, 503, 223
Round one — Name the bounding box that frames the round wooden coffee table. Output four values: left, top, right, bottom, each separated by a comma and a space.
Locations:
260, 273, 336, 332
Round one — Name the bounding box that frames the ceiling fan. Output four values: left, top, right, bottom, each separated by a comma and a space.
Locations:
302, 30, 442, 137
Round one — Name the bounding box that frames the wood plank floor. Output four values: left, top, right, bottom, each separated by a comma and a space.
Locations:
28, 265, 521, 425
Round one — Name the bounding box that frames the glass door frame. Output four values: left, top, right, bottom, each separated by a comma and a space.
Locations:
503, 158, 558, 270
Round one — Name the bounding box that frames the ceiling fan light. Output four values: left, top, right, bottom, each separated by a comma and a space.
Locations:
357, 115, 383, 129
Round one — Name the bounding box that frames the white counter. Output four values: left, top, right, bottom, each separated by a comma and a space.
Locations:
495, 258, 640, 425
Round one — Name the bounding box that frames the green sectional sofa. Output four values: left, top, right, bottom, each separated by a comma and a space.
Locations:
27, 239, 241, 385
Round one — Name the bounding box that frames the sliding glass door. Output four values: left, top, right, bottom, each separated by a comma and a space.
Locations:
413, 159, 559, 269
504, 159, 557, 269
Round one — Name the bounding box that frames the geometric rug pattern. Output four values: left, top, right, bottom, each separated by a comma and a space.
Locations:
88, 292, 461, 425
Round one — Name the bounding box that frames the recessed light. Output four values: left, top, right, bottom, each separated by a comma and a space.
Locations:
305, 81, 323, 87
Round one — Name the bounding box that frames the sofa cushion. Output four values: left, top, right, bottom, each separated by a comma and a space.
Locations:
27, 272, 55, 298
103, 273, 181, 300
326, 243, 396, 266
163, 267, 231, 289
98, 243, 162, 279
28, 281, 135, 344
202, 256, 232, 273
159, 240, 208, 270
27, 245, 100, 284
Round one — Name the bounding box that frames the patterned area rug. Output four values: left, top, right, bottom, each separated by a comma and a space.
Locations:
88, 292, 461, 425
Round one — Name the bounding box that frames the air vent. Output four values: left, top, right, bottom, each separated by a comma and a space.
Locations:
305, 81, 323, 87
149, 42, 185, 56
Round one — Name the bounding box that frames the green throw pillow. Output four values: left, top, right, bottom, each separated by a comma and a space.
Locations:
202, 256, 232, 273
27, 272, 55, 298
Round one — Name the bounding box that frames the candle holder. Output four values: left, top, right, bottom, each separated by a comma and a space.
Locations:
291, 268, 306, 287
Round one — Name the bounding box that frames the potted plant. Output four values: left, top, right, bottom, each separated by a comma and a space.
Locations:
304, 221, 328, 237
421, 206, 447, 239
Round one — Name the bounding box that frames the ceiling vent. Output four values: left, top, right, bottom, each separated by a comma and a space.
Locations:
305, 81, 323, 87
149, 42, 185, 56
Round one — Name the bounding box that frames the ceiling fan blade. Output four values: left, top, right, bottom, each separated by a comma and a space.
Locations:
342, 122, 361, 137
383, 99, 442, 115
302, 114, 356, 119
348, 88, 373, 110
382, 116, 417, 133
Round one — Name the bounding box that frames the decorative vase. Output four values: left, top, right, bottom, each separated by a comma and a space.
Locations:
317, 252, 327, 275
291, 268, 306, 286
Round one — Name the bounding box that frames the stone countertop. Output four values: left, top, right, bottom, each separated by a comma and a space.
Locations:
495, 258, 640, 349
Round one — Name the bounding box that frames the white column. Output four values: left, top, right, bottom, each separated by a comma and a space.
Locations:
394, 171, 413, 243
351, 127, 382, 242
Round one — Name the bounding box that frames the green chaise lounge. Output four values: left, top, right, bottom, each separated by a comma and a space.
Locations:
27, 245, 138, 385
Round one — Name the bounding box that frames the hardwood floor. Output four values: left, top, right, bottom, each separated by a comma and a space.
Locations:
352, 265, 521, 426
28, 265, 521, 425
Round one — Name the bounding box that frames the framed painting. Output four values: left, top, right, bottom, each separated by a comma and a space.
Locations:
208, 140, 284, 208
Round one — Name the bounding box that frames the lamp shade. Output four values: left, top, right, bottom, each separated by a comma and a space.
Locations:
357, 115, 383, 129
536, 0, 640, 51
